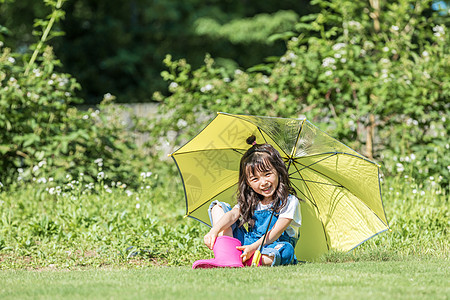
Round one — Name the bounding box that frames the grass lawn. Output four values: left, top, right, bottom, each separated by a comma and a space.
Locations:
1, 259, 448, 299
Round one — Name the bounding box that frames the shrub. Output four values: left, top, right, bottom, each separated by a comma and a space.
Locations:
151, 0, 449, 191
0, 0, 147, 187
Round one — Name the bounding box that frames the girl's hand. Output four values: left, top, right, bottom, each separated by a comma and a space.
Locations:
236, 244, 257, 262
204, 231, 218, 250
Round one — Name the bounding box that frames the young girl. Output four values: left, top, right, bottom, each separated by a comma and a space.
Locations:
200, 135, 301, 267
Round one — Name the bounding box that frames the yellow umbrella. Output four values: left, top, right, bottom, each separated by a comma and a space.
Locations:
170, 112, 389, 261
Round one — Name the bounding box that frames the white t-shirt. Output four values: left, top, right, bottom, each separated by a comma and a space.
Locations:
234, 194, 301, 238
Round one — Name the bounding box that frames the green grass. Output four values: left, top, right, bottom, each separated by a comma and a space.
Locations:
0, 168, 448, 298
1, 260, 448, 299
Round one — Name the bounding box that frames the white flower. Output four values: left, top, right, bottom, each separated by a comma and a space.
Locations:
8, 57, 15, 63
322, 57, 336, 68
177, 119, 188, 128
97, 172, 105, 179
0, 182, 3, 188
136, 203, 141, 209
224, 77, 231, 83
32, 69, 42, 77
169, 82, 178, 89
200, 84, 213, 93
391, 25, 399, 31
348, 21, 362, 29
412, 189, 417, 194
247, 88, 253, 93
396, 163, 404, 172
382, 47, 389, 52
433, 25, 445, 37
235, 69, 243, 75
104, 93, 114, 101
332, 43, 346, 51
325, 70, 333, 76
287, 52, 297, 60
422, 51, 429, 57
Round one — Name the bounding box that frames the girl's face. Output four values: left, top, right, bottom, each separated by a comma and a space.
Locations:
246, 166, 279, 203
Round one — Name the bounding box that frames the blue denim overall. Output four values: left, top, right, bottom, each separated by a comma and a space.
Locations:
208, 200, 298, 266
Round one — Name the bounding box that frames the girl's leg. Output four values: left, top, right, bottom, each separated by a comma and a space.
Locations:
260, 255, 274, 266
210, 203, 234, 237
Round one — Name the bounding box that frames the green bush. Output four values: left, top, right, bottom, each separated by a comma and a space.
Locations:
151, 0, 449, 191
0, 0, 147, 187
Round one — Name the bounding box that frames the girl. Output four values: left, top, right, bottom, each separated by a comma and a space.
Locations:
201, 135, 301, 267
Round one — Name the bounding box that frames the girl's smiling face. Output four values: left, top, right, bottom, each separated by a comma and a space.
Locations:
246, 166, 279, 204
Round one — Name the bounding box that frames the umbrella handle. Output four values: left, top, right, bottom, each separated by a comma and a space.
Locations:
251, 208, 276, 267
251, 249, 262, 266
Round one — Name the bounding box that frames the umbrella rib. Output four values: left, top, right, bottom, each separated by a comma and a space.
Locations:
290, 177, 343, 188
295, 151, 379, 166
291, 162, 330, 251
170, 155, 191, 218
292, 153, 354, 190
290, 181, 314, 207
257, 127, 268, 144
186, 183, 238, 216
294, 153, 338, 172
172, 148, 249, 156
294, 155, 389, 229
226, 113, 293, 159
289, 119, 305, 158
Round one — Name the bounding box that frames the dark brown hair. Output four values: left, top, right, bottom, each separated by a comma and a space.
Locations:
237, 135, 296, 228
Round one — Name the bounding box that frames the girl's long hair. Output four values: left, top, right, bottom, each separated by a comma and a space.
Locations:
237, 135, 296, 228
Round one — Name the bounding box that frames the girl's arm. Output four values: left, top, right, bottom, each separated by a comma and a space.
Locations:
236, 217, 292, 262
204, 206, 240, 250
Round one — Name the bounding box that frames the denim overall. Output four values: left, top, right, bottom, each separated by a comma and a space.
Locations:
208, 200, 298, 266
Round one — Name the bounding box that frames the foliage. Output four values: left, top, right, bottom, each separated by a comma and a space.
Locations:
194, 10, 299, 44
0, 0, 313, 104
0, 0, 147, 187
151, 0, 450, 191
0, 170, 447, 269
0, 163, 210, 268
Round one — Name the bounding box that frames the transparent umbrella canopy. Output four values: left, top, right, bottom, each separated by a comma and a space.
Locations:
170, 112, 389, 261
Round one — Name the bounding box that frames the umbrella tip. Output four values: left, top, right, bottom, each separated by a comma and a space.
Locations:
167, 153, 173, 157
